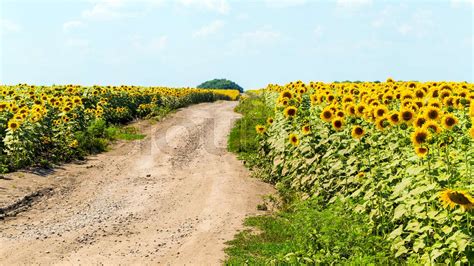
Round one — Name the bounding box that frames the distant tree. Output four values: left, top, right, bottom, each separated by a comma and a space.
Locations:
197, 79, 244, 93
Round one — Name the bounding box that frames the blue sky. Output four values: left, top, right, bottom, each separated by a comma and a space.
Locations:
0, 0, 472, 89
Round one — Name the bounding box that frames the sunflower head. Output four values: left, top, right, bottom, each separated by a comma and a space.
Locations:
413, 115, 427, 128
301, 124, 311, 135
320, 107, 333, 122
375, 106, 388, 118
389, 111, 401, 125
423, 121, 442, 134
332, 118, 344, 131
411, 128, 429, 146
441, 114, 458, 130
400, 109, 415, 124
7, 119, 21, 131
351, 125, 365, 139
415, 146, 429, 158
288, 133, 299, 146
267, 117, 274, 125
470, 126, 474, 139
255, 125, 266, 135
284, 106, 297, 118
439, 189, 474, 211
375, 117, 390, 131
424, 106, 441, 121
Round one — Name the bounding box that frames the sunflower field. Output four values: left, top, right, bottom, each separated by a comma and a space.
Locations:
0, 84, 239, 173
250, 80, 473, 264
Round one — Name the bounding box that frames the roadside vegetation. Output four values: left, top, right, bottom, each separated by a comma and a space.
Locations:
226, 80, 473, 264
0, 85, 239, 173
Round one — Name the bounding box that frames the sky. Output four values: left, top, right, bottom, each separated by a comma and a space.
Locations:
0, 0, 473, 89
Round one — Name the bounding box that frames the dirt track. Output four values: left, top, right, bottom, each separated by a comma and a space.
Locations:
0, 101, 273, 265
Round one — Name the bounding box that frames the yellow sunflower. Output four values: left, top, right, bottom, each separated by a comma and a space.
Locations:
7, 119, 21, 131
413, 115, 427, 128
284, 106, 298, 118
424, 106, 441, 121
375, 117, 390, 131
415, 146, 429, 158
423, 121, 442, 134
320, 107, 333, 122
332, 118, 344, 131
267, 117, 274, 125
439, 189, 474, 211
411, 128, 429, 146
400, 109, 415, 124
388, 111, 401, 125
289, 133, 299, 146
255, 125, 266, 135
441, 114, 458, 130
301, 124, 311, 135
351, 126, 365, 139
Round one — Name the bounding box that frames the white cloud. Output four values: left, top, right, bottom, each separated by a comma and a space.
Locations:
314, 25, 323, 38
132, 35, 168, 54
63, 20, 85, 32
193, 20, 225, 38
397, 10, 434, 37
336, 0, 372, 8
264, 0, 307, 8
451, 0, 474, 7
229, 26, 281, 55
241, 27, 281, 43
371, 6, 393, 28
82, 0, 127, 19
66, 38, 90, 48
0, 19, 21, 33
178, 0, 230, 14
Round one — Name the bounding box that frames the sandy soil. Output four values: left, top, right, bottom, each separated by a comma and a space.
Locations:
0, 101, 273, 265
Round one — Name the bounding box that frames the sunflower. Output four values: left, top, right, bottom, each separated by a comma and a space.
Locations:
267, 117, 274, 125
280, 90, 293, 99
255, 125, 266, 135
351, 125, 365, 139
424, 106, 441, 121
470, 127, 474, 139
289, 133, 299, 146
413, 115, 427, 128
388, 111, 401, 125
7, 119, 21, 131
439, 189, 474, 211
441, 114, 458, 130
356, 103, 367, 116
301, 124, 311, 135
320, 107, 333, 122
374, 106, 388, 118
336, 110, 345, 118
284, 106, 297, 118
423, 121, 442, 134
332, 118, 344, 131
375, 117, 390, 131
345, 104, 356, 116
400, 109, 415, 124
411, 128, 429, 146
415, 146, 429, 158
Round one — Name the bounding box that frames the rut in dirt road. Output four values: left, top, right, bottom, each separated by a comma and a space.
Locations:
0, 101, 274, 265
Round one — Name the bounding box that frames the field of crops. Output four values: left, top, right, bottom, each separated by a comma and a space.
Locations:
242, 80, 473, 264
0, 84, 239, 173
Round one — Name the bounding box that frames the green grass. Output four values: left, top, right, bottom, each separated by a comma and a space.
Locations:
228, 93, 273, 163
225, 199, 392, 265
106, 125, 146, 140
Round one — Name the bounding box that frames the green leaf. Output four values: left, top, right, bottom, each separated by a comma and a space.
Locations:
413, 237, 426, 253
388, 225, 404, 240
392, 204, 407, 221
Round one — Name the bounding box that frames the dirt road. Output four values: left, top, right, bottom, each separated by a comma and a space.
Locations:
0, 101, 273, 265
